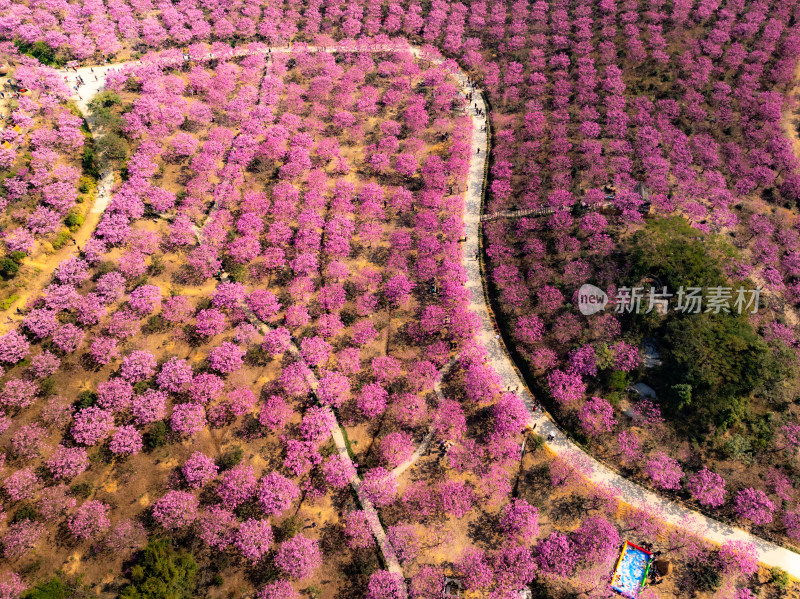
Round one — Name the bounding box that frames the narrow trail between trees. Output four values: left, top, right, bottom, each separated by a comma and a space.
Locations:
23, 40, 800, 581
391, 356, 457, 480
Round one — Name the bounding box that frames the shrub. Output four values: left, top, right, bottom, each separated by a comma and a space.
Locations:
21, 575, 69, 599
217, 446, 244, 471
0, 257, 19, 279
770, 567, 789, 590
119, 539, 198, 599
96, 133, 129, 164
691, 561, 721, 592
51, 230, 72, 251
65, 211, 84, 232
0, 294, 19, 310
13, 505, 39, 523
70, 482, 92, 498
145, 421, 169, 449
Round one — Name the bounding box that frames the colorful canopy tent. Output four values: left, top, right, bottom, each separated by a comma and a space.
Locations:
611, 541, 652, 598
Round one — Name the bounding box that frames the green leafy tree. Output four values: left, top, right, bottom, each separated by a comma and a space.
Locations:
119, 539, 198, 599
22, 577, 68, 599
95, 133, 129, 165
663, 312, 779, 421
625, 217, 783, 423
88, 92, 125, 130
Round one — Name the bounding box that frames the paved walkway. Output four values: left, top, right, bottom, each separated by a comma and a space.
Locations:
240, 300, 407, 589
47, 40, 800, 580
461, 86, 800, 576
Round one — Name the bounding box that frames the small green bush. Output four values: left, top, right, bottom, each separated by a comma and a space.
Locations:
119, 539, 198, 599
12, 505, 39, 523
0, 294, 20, 310
133, 381, 153, 394
527, 433, 545, 451
0, 257, 19, 279
607, 370, 629, 392
21, 576, 68, 599
148, 255, 165, 277
39, 377, 56, 397
217, 446, 243, 471
692, 561, 721, 592
145, 421, 168, 449
306, 585, 322, 599
82, 146, 100, 180
770, 567, 789, 590
51, 230, 72, 250
96, 133, 129, 164
144, 314, 165, 334
70, 482, 92, 498
279, 516, 302, 541
76, 390, 98, 410
94, 261, 117, 277
64, 211, 84, 232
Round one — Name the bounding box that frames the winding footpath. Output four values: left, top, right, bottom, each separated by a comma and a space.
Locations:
44, 41, 800, 582
461, 83, 800, 576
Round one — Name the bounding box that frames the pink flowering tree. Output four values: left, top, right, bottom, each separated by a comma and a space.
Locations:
156, 358, 193, 393
546, 369, 585, 406
170, 403, 206, 437
0, 379, 38, 411
361, 467, 398, 507
152, 490, 199, 530
577, 397, 616, 438
236, 518, 274, 564
182, 452, 219, 488
616, 430, 643, 463
535, 532, 577, 578
46, 445, 90, 480
733, 488, 776, 526
217, 464, 257, 509
120, 351, 157, 382
109, 426, 144, 456
68, 500, 111, 541
0, 330, 30, 365
644, 452, 683, 491
500, 499, 539, 544
71, 406, 114, 446
274, 535, 321, 580
357, 383, 389, 419
686, 468, 727, 508
717, 540, 759, 578
258, 472, 301, 516
207, 342, 245, 374
3, 520, 46, 559
366, 571, 406, 599
322, 455, 356, 489
342, 510, 375, 550
258, 580, 300, 599
4, 468, 41, 501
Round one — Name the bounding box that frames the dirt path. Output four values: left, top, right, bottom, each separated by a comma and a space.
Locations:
0, 65, 120, 331
391, 356, 457, 480
0, 148, 113, 332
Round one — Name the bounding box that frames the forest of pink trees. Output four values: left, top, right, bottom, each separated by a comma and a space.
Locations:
0, 0, 800, 597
